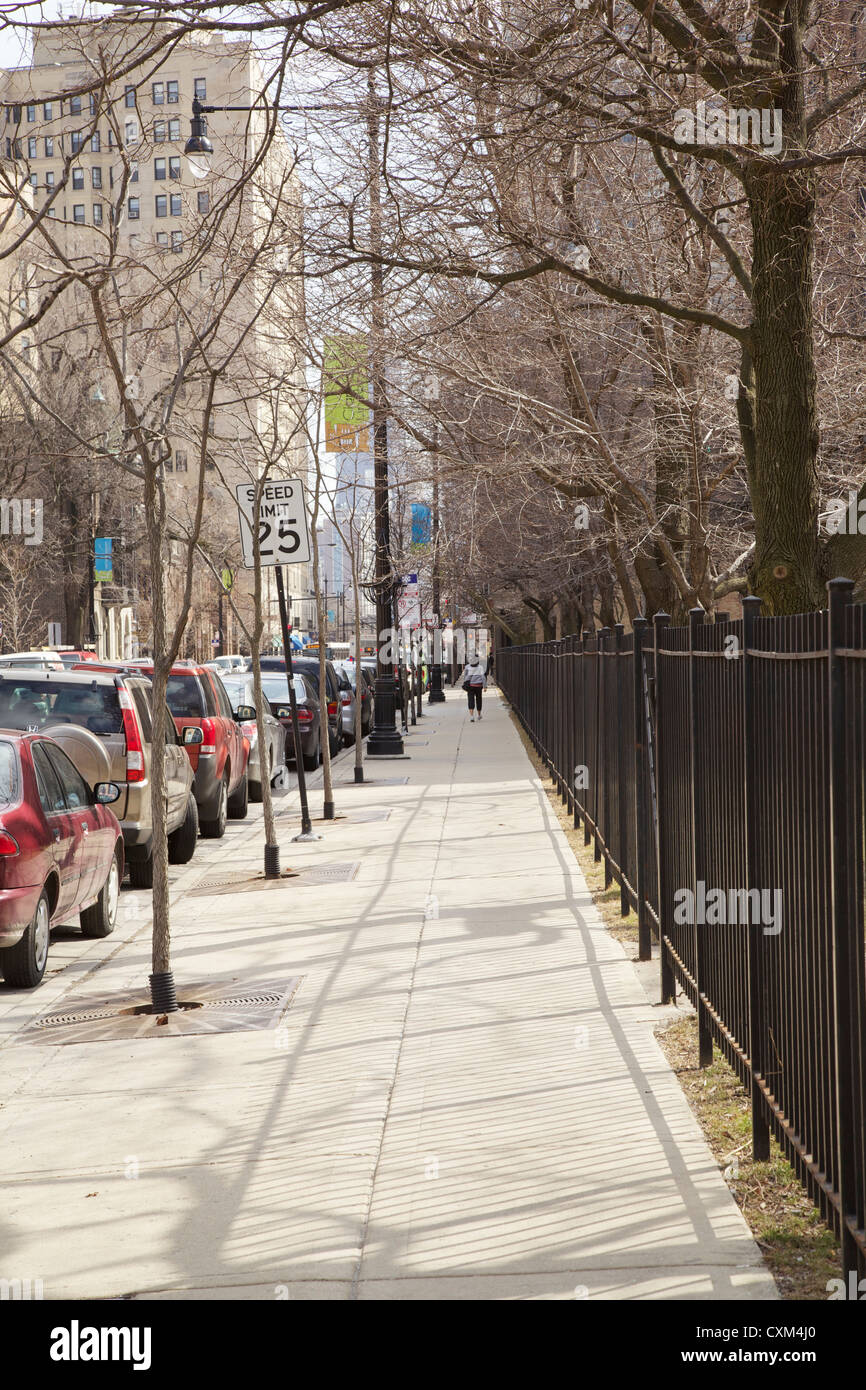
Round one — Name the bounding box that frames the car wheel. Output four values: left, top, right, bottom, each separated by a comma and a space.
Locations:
201, 773, 228, 839
168, 793, 199, 864
128, 850, 154, 889
0, 888, 50, 988
81, 848, 121, 939
228, 772, 248, 820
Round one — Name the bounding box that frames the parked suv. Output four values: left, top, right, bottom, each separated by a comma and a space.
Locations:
0, 667, 197, 888
259, 654, 343, 755
130, 662, 248, 838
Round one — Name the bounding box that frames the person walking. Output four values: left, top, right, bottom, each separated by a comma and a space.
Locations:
461, 655, 487, 721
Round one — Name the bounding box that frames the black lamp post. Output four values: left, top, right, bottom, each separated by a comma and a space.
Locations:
186, 90, 403, 756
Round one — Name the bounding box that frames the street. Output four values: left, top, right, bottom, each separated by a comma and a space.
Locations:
0, 693, 773, 1301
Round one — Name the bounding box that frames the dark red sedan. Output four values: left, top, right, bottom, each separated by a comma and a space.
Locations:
0, 731, 124, 989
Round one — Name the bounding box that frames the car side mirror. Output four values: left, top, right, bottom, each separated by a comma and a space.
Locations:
235, 704, 256, 721
182, 725, 203, 746
94, 781, 121, 804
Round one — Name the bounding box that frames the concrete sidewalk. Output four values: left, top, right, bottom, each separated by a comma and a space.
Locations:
0, 690, 776, 1300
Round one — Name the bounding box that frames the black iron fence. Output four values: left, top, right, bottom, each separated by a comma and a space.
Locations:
497, 579, 866, 1282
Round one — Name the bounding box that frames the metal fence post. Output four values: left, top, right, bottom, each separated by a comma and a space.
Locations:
742, 594, 770, 1160
615, 623, 629, 916
689, 607, 713, 1068
828, 576, 859, 1279
597, 627, 610, 877
653, 611, 675, 1005
633, 617, 652, 961
582, 630, 592, 843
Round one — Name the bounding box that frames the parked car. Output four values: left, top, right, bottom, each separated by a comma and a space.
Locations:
206, 654, 248, 675
0, 667, 198, 888
334, 660, 373, 742
129, 661, 249, 838
53, 650, 100, 667
219, 674, 287, 801
260, 671, 322, 771
0, 731, 124, 988
0, 651, 65, 671
259, 654, 343, 756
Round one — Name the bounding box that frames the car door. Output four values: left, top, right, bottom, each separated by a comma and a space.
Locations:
211, 672, 244, 787
30, 739, 82, 918
43, 742, 105, 907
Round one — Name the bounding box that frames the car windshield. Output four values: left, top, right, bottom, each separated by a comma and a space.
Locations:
261, 675, 307, 703
0, 741, 17, 804
0, 678, 123, 734
165, 675, 205, 718
220, 677, 250, 706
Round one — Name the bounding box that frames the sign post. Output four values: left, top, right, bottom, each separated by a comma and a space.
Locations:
236, 479, 318, 843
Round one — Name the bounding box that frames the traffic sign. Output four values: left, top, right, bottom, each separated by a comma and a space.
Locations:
235, 479, 311, 569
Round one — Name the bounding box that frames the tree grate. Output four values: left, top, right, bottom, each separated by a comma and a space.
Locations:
18, 977, 303, 1046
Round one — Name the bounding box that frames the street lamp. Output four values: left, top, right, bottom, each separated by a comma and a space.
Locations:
186, 88, 404, 753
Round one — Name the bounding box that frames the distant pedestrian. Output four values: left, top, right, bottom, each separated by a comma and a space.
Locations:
460, 656, 487, 721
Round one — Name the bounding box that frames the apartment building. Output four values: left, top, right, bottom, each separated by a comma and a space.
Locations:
0, 15, 311, 655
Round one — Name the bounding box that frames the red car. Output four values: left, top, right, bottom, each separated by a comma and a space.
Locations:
0, 730, 124, 989
128, 662, 248, 838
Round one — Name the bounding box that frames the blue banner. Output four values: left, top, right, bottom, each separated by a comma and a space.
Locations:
411, 504, 432, 546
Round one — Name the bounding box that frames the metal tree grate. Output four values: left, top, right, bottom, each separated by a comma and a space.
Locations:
20, 977, 303, 1046
187, 870, 299, 898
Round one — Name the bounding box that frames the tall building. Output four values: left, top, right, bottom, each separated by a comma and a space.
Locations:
0, 14, 311, 657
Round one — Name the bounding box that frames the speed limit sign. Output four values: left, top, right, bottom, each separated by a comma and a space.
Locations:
235, 479, 312, 569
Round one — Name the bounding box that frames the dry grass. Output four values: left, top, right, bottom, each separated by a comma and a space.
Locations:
510, 708, 841, 1301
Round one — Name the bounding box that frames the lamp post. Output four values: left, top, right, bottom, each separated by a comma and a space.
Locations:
186, 86, 403, 753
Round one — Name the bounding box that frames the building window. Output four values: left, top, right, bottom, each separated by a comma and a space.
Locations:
154, 157, 166, 180
90, 130, 100, 152
169, 155, 180, 179
45, 170, 55, 189
167, 80, 179, 104
164, 455, 173, 472
171, 229, 182, 252
124, 120, 138, 146
73, 203, 85, 223
70, 131, 83, 153
156, 230, 168, 249
89, 92, 97, 115
153, 121, 165, 143
155, 194, 167, 217
26, 104, 35, 123
72, 167, 84, 189
107, 128, 115, 148
44, 136, 53, 157
50, 349, 62, 371
175, 451, 187, 472
11, 139, 20, 159
130, 164, 139, 183
125, 85, 136, 108
194, 77, 207, 102
93, 202, 103, 225
197, 190, 209, 214
152, 81, 164, 105
29, 172, 37, 191
43, 102, 52, 120
170, 192, 182, 216
27, 135, 37, 158
128, 196, 140, 219
47, 205, 56, 217
91, 167, 102, 189
69, 95, 81, 115
205, 454, 215, 470
168, 118, 180, 141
